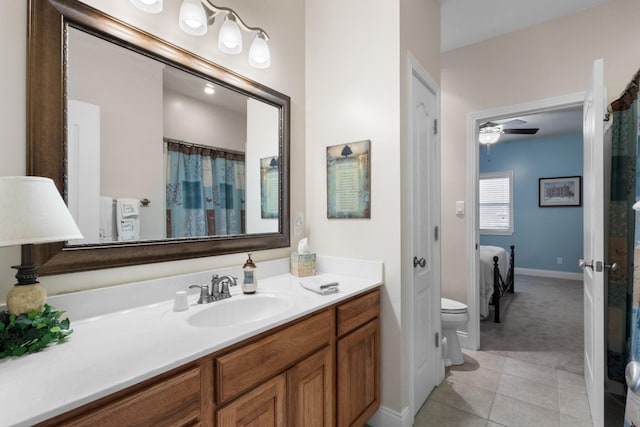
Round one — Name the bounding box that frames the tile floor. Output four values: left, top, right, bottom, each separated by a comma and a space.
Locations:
414, 349, 593, 427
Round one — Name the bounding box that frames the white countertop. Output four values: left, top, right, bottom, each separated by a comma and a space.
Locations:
0, 256, 383, 427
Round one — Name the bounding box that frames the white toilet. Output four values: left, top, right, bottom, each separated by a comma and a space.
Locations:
441, 298, 469, 367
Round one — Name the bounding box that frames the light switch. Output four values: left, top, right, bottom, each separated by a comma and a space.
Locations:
456, 201, 465, 216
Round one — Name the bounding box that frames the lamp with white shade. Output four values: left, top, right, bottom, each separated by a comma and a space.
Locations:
0, 176, 83, 315
131, 0, 271, 69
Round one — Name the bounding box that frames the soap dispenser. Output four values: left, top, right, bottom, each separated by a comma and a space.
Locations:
242, 253, 257, 294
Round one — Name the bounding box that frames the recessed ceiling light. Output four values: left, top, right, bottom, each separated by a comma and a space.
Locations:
204, 84, 215, 95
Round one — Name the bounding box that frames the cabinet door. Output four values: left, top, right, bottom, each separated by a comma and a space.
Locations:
337, 319, 380, 427
287, 346, 334, 427
217, 374, 286, 427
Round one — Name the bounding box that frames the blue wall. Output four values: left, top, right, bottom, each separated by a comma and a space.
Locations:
480, 133, 583, 273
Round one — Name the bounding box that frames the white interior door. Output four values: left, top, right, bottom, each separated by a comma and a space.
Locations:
581, 58, 606, 427
67, 99, 101, 245
410, 60, 441, 416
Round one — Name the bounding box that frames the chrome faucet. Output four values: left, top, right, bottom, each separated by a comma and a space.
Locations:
211, 274, 238, 301
188, 275, 238, 304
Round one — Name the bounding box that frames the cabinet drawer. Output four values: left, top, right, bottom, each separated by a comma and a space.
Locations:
216, 309, 333, 405
52, 366, 201, 427
337, 289, 380, 337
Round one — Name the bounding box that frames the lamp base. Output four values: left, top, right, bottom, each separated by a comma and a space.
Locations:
6, 284, 47, 315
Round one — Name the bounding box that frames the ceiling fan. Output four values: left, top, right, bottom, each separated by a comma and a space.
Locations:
478, 119, 539, 144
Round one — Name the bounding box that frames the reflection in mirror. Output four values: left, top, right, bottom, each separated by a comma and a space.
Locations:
28, 0, 289, 274
66, 27, 279, 245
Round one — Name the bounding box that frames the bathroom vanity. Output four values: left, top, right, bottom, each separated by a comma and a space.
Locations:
1, 257, 382, 426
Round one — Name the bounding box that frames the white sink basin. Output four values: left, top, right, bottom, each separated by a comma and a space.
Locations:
187, 294, 293, 328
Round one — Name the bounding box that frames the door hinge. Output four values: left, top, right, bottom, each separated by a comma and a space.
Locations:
433, 118, 438, 135
434, 226, 439, 241
435, 332, 439, 348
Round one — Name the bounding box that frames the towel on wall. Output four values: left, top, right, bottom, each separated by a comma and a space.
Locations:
99, 196, 114, 242
118, 198, 140, 217
116, 198, 140, 241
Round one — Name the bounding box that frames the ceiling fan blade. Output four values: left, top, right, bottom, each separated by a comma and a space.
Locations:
500, 118, 527, 127
502, 128, 539, 135
479, 121, 499, 129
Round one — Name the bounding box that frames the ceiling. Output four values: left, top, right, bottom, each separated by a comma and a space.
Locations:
482, 107, 583, 143
439, 0, 603, 142
440, 0, 609, 52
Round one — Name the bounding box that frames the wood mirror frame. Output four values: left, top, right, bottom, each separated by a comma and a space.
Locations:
27, 0, 290, 275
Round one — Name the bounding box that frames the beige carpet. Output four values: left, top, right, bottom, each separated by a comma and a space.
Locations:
480, 274, 584, 375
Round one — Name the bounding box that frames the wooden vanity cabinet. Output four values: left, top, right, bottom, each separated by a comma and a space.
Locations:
215, 309, 335, 426
35, 288, 380, 427
217, 346, 334, 427
37, 363, 207, 427
336, 289, 381, 427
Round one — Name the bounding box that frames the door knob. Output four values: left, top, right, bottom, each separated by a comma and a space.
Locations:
413, 257, 426, 268
605, 262, 619, 272
627, 361, 640, 394
578, 259, 594, 270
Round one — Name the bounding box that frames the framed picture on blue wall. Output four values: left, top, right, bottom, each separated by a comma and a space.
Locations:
539, 176, 582, 207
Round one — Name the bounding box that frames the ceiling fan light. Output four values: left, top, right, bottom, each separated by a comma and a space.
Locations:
478, 129, 501, 144
218, 16, 243, 54
130, 0, 163, 13
179, 0, 207, 36
249, 34, 270, 69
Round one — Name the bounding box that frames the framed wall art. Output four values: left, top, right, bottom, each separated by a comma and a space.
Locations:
326, 140, 371, 218
539, 176, 582, 207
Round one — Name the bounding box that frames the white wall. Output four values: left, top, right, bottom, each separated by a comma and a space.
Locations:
163, 89, 246, 152
0, 1, 27, 292
246, 98, 279, 234
440, 0, 640, 304
68, 28, 165, 241
306, 0, 441, 419
0, 0, 304, 299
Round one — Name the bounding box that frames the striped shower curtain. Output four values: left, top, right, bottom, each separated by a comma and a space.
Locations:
165, 139, 245, 238
608, 88, 638, 384
624, 71, 640, 372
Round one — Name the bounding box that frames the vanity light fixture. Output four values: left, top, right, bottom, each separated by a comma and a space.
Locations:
130, 0, 271, 69
218, 15, 243, 54
204, 83, 215, 95
178, 0, 208, 36
130, 0, 163, 14
0, 177, 83, 315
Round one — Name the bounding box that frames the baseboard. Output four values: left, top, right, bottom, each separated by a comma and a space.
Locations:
368, 405, 411, 427
515, 267, 582, 281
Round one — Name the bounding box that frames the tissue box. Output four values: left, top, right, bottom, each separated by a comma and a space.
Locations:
291, 252, 316, 277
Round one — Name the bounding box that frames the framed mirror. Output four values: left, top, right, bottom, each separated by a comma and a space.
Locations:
27, 0, 290, 275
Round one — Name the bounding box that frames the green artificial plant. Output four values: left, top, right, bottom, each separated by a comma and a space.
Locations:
0, 304, 73, 358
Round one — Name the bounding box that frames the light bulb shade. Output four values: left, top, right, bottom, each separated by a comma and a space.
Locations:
0, 176, 83, 247
249, 34, 271, 69
478, 125, 502, 144
218, 16, 243, 54
130, 0, 163, 14
478, 132, 500, 144
179, 0, 208, 36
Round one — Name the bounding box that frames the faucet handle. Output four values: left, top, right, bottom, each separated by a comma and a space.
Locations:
218, 276, 238, 299
189, 284, 209, 304
210, 274, 221, 296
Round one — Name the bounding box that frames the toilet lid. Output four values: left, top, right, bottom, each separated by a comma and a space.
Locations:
441, 297, 467, 314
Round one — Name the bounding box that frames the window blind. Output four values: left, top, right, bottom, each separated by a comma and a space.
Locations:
479, 173, 512, 233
